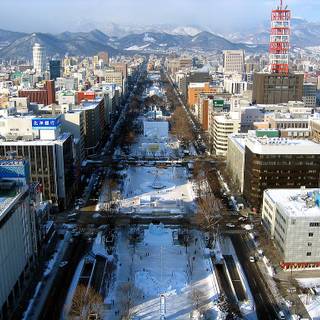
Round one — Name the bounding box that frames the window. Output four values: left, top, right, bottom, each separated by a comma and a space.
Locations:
309, 233, 314, 237
307, 252, 312, 256
310, 222, 320, 227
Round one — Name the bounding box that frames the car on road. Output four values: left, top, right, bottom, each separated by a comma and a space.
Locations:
249, 256, 255, 263
226, 223, 235, 228
278, 310, 286, 320
59, 261, 68, 268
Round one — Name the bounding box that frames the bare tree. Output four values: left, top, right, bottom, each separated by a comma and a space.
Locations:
118, 282, 142, 320
170, 106, 195, 143
70, 284, 104, 320
190, 288, 208, 317
196, 193, 222, 248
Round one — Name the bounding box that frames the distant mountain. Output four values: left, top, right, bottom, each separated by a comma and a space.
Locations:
117, 31, 266, 52
224, 18, 320, 48
190, 31, 238, 50
0, 28, 267, 59
116, 32, 192, 51
0, 29, 26, 49
0, 30, 118, 59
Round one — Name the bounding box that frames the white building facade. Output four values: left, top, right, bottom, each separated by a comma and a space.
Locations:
32, 43, 46, 75
262, 188, 320, 270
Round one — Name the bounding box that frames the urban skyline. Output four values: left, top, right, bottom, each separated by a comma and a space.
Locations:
1, 0, 320, 319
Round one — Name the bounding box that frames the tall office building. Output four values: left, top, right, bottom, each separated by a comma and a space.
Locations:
0, 159, 38, 319
49, 60, 61, 80
223, 50, 245, 74
32, 43, 46, 75
252, 72, 304, 104
98, 52, 109, 65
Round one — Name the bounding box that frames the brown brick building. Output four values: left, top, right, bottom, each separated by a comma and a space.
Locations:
19, 80, 55, 105
252, 72, 304, 104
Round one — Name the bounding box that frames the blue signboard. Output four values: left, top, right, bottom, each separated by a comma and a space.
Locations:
0, 160, 30, 182
32, 116, 61, 130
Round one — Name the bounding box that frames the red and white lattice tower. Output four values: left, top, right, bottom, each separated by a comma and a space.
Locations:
269, 0, 291, 74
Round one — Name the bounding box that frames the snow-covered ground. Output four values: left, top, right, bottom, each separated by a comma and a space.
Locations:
104, 224, 225, 319
296, 278, 320, 319
120, 166, 195, 215
127, 116, 182, 159
299, 294, 320, 320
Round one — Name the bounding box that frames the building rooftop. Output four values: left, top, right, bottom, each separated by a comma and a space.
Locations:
246, 136, 320, 155
265, 188, 320, 219
74, 99, 102, 110
0, 184, 28, 222
0, 132, 71, 145
229, 133, 247, 151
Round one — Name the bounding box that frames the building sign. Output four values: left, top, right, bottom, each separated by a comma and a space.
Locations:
32, 116, 61, 130
214, 99, 224, 107
0, 160, 29, 179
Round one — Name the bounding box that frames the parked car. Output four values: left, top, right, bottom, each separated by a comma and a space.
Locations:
249, 256, 255, 263
226, 223, 235, 228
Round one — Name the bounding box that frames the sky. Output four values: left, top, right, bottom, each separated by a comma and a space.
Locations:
0, 0, 319, 34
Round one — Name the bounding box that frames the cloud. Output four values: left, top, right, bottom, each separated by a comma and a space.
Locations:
0, 0, 318, 33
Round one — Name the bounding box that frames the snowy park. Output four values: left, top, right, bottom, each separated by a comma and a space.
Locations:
104, 224, 225, 320
119, 166, 195, 215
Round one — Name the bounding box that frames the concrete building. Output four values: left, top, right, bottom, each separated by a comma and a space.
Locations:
303, 83, 317, 108
224, 78, 248, 95
61, 111, 85, 162
111, 62, 128, 79
98, 52, 109, 65
179, 71, 212, 101
210, 113, 240, 156
262, 188, 320, 270
0, 160, 38, 319
187, 83, 217, 107
104, 71, 125, 94
252, 72, 304, 104
57, 90, 76, 105
196, 94, 230, 132
310, 119, 320, 142
227, 134, 246, 193
0, 117, 76, 209
9, 97, 30, 114
33, 43, 46, 75
243, 136, 320, 209
223, 50, 245, 74
73, 99, 106, 155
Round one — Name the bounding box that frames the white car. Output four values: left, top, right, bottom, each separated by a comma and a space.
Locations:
226, 223, 235, 228
249, 256, 255, 263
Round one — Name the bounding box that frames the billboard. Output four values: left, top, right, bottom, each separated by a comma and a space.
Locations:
32, 116, 61, 130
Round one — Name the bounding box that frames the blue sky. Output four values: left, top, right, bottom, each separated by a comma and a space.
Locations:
0, 0, 319, 33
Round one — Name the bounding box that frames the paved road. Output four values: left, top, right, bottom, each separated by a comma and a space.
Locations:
230, 234, 278, 320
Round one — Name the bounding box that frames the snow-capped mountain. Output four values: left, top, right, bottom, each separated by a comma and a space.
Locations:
223, 18, 320, 48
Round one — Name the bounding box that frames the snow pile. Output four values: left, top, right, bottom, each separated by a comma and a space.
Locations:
135, 270, 187, 296
297, 277, 320, 288
92, 232, 108, 258
144, 223, 171, 245
299, 294, 320, 320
